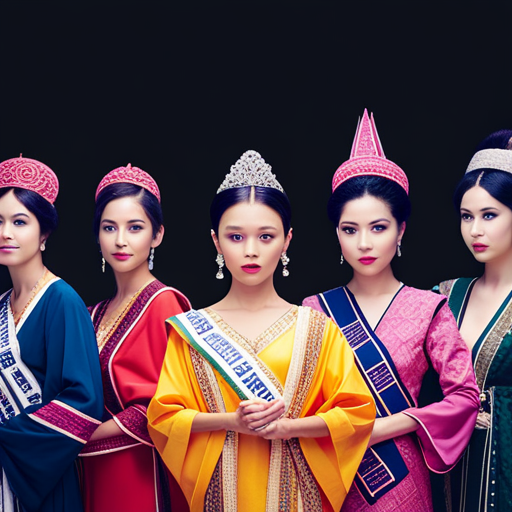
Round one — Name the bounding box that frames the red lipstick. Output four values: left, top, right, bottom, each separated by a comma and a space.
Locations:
359, 257, 377, 265
242, 264, 261, 274
112, 253, 131, 261
472, 243, 488, 253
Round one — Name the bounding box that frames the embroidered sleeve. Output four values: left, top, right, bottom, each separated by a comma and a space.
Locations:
112, 404, 153, 445
402, 302, 480, 472
29, 400, 101, 444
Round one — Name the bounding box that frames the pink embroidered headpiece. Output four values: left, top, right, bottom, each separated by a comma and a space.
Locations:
95, 163, 161, 203
332, 109, 409, 194
0, 155, 59, 204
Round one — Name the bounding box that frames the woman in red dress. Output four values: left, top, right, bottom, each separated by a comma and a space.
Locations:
80, 164, 191, 512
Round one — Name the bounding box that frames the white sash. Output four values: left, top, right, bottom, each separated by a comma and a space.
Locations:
0, 280, 57, 512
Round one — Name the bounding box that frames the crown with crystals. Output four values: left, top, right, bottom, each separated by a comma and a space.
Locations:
95, 163, 161, 202
217, 150, 284, 193
0, 155, 59, 204
331, 109, 409, 194
465, 148, 512, 175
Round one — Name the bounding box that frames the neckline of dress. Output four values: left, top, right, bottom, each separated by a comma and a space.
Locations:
344, 282, 405, 331
205, 305, 298, 351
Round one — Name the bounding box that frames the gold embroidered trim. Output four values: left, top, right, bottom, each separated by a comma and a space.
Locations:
474, 298, 512, 390
204, 306, 298, 395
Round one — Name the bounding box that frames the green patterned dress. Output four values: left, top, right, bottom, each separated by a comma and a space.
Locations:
437, 278, 512, 512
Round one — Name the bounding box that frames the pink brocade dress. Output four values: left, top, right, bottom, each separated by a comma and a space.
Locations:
303, 286, 480, 512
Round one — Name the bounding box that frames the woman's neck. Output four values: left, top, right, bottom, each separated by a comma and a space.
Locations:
215, 278, 286, 312
480, 252, 512, 290
347, 266, 401, 297
9, 257, 47, 299
112, 266, 155, 303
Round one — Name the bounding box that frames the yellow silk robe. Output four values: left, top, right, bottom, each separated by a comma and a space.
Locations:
148, 306, 375, 512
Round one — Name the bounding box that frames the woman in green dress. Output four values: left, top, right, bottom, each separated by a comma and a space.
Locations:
436, 129, 512, 512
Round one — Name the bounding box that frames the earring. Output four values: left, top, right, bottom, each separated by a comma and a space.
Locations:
216, 253, 225, 279
149, 248, 155, 271
40, 242, 46, 251
397, 242, 402, 258
101, 257, 106, 273
281, 252, 290, 277
340, 253, 344, 265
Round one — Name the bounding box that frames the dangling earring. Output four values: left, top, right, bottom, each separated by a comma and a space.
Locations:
281, 252, 290, 277
216, 253, 225, 279
40, 241, 46, 251
101, 256, 106, 273
340, 253, 344, 265
397, 242, 402, 258
149, 247, 155, 271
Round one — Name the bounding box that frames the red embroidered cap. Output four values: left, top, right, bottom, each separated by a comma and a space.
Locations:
0, 155, 59, 204
95, 163, 161, 203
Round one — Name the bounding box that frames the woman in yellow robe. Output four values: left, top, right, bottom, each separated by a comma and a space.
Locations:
148, 150, 375, 512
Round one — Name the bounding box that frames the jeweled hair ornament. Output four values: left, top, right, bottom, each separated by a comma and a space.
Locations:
0, 155, 59, 204
217, 150, 284, 193
95, 163, 161, 202
331, 109, 409, 194
465, 148, 512, 175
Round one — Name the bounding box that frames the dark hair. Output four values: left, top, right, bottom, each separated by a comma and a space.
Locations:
93, 183, 163, 239
210, 186, 292, 234
453, 129, 512, 211
0, 187, 58, 236
475, 129, 512, 151
327, 176, 411, 226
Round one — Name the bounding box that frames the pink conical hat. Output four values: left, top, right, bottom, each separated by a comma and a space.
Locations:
332, 109, 409, 193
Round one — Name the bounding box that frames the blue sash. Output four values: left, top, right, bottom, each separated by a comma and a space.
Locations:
318, 287, 412, 504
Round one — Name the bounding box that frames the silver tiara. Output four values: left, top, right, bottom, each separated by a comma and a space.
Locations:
466, 148, 512, 174
217, 150, 284, 193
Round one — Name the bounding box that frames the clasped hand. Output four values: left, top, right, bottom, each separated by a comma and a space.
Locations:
233, 398, 289, 439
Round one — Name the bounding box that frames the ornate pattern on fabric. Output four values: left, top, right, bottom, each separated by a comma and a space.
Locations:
437, 279, 455, 298
205, 306, 298, 394
92, 280, 166, 415
95, 163, 161, 202
29, 400, 101, 444
114, 405, 153, 445
193, 307, 325, 512
466, 148, 512, 174
216, 150, 284, 193
474, 299, 512, 391
331, 109, 409, 194
79, 433, 140, 456
0, 156, 59, 204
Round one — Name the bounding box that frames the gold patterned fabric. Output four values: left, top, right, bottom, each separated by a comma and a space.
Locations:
148, 307, 375, 512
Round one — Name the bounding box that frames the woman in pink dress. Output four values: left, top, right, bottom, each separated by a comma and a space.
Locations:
303, 109, 480, 512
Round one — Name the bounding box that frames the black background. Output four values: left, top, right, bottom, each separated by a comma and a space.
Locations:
1, 3, 511, 308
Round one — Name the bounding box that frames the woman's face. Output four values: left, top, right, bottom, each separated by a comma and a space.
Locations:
0, 189, 44, 269
99, 196, 163, 276
337, 194, 404, 277
460, 185, 512, 263
213, 201, 292, 287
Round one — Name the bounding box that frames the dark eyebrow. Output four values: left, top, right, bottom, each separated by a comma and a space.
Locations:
369, 218, 391, 224
13, 213, 30, 219
101, 219, 146, 224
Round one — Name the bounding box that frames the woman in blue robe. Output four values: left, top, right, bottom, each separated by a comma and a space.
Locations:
0, 156, 103, 512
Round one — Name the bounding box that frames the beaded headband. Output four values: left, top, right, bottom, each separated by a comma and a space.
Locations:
95, 163, 161, 203
0, 155, 59, 204
217, 150, 284, 193
331, 109, 409, 194
465, 148, 512, 175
